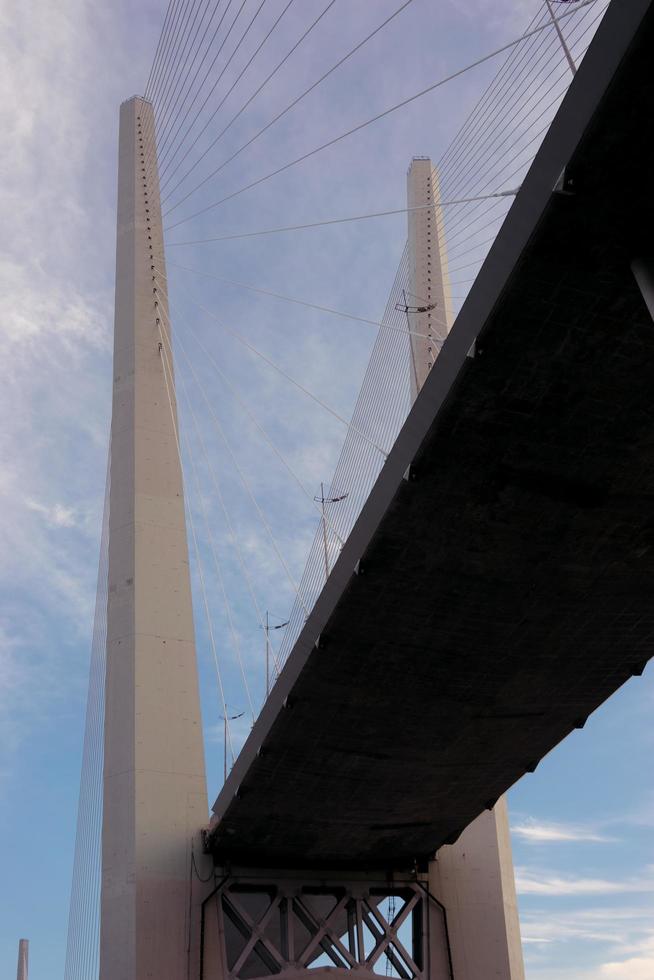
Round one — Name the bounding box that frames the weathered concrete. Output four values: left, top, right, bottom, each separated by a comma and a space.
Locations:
100, 96, 209, 980
431, 799, 523, 980
207, 0, 654, 868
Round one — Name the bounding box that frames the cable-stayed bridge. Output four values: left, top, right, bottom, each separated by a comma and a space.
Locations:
59, 2, 654, 979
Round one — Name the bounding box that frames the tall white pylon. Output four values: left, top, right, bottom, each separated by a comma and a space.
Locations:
406, 157, 454, 398
407, 156, 525, 980
100, 96, 209, 980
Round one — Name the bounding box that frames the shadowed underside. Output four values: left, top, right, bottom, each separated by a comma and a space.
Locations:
208, 0, 654, 868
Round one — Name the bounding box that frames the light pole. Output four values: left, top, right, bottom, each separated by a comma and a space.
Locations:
220, 709, 244, 782
260, 612, 289, 698
313, 483, 348, 582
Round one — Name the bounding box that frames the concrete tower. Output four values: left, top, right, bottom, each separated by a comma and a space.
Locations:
100, 96, 208, 980
16, 939, 28, 980
406, 158, 454, 398
407, 157, 525, 980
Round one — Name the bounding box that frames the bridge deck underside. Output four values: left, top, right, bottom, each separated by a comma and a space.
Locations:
209, 0, 654, 868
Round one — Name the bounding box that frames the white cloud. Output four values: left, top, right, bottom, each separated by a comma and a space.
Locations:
0, 0, 118, 778
26, 498, 78, 528
520, 909, 654, 980
513, 818, 616, 844
520, 906, 654, 948
0, 258, 109, 353
600, 932, 654, 979
515, 867, 654, 897
601, 958, 654, 979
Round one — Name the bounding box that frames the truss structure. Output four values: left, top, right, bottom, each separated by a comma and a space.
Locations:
201, 873, 452, 980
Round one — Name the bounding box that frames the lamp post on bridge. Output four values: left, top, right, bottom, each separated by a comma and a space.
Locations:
259, 612, 289, 698
313, 483, 348, 582
220, 709, 244, 783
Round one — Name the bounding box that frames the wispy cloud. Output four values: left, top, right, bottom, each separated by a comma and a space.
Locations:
0, 0, 118, 781
520, 911, 654, 980
520, 905, 654, 948
26, 498, 78, 528
600, 931, 654, 979
513, 818, 616, 844
601, 957, 654, 979
515, 867, 654, 897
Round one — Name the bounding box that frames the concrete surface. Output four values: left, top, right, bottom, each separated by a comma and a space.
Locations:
100, 97, 209, 980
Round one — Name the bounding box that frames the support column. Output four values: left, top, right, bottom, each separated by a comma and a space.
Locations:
16, 939, 28, 980
429, 800, 525, 979
407, 157, 454, 400
100, 96, 209, 980
407, 158, 525, 980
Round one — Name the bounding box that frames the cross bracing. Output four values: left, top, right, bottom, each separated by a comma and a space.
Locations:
201, 876, 451, 980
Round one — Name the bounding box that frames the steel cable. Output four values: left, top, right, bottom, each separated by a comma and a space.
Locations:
160, 0, 411, 204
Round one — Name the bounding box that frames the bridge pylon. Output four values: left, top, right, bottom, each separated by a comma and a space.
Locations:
404, 156, 524, 980
100, 95, 210, 980
16, 939, 28, 980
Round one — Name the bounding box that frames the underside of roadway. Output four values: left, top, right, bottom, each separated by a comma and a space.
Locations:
207, 0, 654, 869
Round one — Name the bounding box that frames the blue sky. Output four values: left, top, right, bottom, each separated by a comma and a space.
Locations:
1, 0, 652, 978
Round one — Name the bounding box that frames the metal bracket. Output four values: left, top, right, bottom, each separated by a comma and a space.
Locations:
553, 166, 575, 195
